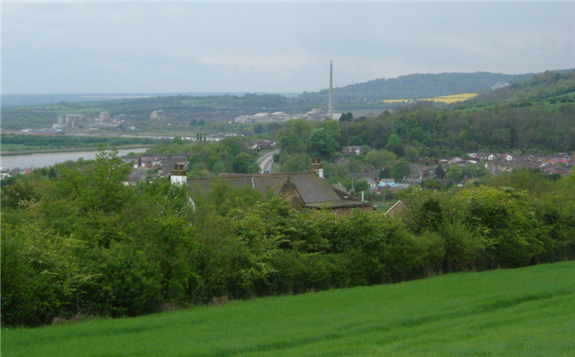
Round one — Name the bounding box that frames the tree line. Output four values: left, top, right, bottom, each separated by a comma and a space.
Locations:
2, 149, 574, 327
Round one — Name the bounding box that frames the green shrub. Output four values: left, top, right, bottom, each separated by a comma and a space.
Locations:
454, 186, 542, 268
81, 241, 163, 317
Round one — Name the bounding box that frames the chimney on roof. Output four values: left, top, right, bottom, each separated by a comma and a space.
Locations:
308, 158, 324, 179
171, 163, 187, 186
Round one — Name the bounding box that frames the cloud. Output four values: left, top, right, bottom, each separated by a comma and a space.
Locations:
2, 2, 573, 94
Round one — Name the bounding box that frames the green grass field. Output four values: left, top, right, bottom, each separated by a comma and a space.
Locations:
3, 261, 575, 356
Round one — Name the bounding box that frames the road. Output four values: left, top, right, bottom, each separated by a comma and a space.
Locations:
257, 150, 279, 173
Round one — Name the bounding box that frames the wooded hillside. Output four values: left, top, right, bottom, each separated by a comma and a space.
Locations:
301, 72, 537, 100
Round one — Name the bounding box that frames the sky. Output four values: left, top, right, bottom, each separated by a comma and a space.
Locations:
2, 1, 574, 94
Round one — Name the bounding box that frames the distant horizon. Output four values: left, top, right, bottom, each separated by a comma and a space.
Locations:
2, 92, 298, 97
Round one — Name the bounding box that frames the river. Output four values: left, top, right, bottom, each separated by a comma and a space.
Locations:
0, 148, 148, 170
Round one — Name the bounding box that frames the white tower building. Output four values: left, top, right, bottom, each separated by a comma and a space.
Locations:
329, 61, 333, 119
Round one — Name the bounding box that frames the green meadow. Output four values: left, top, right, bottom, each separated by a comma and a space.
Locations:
3, 261, 575, 357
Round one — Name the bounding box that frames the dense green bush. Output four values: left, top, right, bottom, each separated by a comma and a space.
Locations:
2, 150, 574, 327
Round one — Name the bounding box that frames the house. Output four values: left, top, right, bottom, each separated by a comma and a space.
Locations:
126, 167, 149, 184
409, 164, 434, 179
515, 161, 541, 171
270, 112, 292, 122
304, 108, 328, 121
500, 154, 514, 161
437, 179, 457, 188
188, 171, 373, 215
244, 140, 258, 150
385, 200, 407, 217
245, 140, 274, 151
525, 154, 546, 162
343, 146, 363, 155
349, 171, 381, 182
363, 164, 376, 173
485, 160, 515, 173
234, 115, 250, 124
150, 110, 164, 120
334, 157, 350, 165
542, 165, 571, 177
251, 113, 271, 123
401, 178, 422, 186
440, 157, 465, 165
417, 157, 437, 165
364, 178, 378, 187
235, 113, 289, 124
122, 156, 142, 169
161, 155, 189, 177
378, 181, 409, 190
476, 153, 490, 161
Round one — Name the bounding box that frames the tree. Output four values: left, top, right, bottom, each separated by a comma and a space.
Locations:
308, 128, 339, 159
47, 167, 57, 179
353, 179, 370, 194
391, 160, 411, 181
365, 150, 397, 169
281, 153, 308, 173
212, 161, 226, 175
435, 164, 445, 179
446, 165, 463, 182
509, 127, 518, 148
254, 124, 263, 134
415, 198, 443, 233
405, 146, 419, 162
278, 132, 303, 154
385, 134, 404, 157
347, 157, 364, 174
420, 178, 443, 190
379, 167, 392, 180
462, 163, 478, 179
454, 186, 541, 267
58, 147, 133, 213
339, 112, 353, 122
232, 152, 258, 174
457, 130, 467, 149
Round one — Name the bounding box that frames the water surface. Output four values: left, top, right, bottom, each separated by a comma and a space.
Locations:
1, 148, 147, 169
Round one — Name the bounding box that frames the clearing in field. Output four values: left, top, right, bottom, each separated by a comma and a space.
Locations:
3, 261, 575, 357
383, 93, 478, 104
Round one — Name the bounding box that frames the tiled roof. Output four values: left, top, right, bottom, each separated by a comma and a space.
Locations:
189, 172, 371, 209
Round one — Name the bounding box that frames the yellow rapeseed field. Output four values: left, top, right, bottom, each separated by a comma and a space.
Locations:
383, 93, 477, 104
382, 99, 410, 103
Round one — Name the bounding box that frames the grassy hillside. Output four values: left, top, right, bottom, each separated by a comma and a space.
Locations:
4, 261, 574, 357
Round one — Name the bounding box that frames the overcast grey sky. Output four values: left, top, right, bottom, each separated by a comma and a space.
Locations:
2, 1, 574, 94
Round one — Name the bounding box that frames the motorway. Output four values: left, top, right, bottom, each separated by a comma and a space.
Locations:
257, 150, 279, 173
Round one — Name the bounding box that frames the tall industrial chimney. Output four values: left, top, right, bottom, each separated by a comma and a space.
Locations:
329, 60, 333, 119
